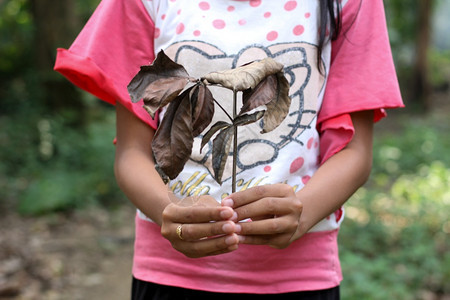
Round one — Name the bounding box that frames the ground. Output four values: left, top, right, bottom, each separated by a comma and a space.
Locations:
0, 203, 135, 300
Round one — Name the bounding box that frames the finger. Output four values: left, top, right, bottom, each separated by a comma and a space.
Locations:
232, 197, 294, 221
176, 234, 240, 258
239, 217, 298, 236
223, 184, 294, 208
163, 204, 235, 224
178, 221, 241, 241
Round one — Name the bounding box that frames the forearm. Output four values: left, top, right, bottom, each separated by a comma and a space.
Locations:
114, 147, 170, 226
114, 102, 171, 226
296, 145, 371, 235
296, 110, 374, 235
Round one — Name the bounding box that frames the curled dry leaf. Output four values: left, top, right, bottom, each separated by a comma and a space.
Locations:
203, 57, 283, 91
201, 121, 231, 153
127, 50, 192, 118
191, 83, 215, 137
240, 74, 277, 115
152, 87, 194, 180
261, 72, 291, 133
233, 110, 265, 127
212, 126, 234, 184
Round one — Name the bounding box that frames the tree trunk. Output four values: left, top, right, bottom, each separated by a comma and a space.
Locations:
411, 0, 433, 112
30, 0, 86, 126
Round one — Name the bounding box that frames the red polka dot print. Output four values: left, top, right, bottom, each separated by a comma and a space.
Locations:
176, 22, 185, 34
293, 25, 305, 36
334, 208, 343, 223
284, 1, 297, 11
267, 31, 278, 41
290, 157, 304, 173
307, 137, 314, 149
213, 19, 226, 29
249, 0, 261, 7
199, 2, 210, 10
302, 175, 311, 185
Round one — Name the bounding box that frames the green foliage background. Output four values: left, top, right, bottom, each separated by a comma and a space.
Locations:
340, 117, 450, 299
0, 0, 449, 298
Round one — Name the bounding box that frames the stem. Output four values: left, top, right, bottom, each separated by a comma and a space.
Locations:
212, 98, 233, 122
204, 81, 234, 122
232, 90, 238, 193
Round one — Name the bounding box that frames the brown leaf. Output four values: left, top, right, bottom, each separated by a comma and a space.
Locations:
240, 74, 277, 115
127, 50, 192, 118
140, 77, 190, 119
152, 87, 194, 180
212, 126, 234, 184
261, 72, 291, 133
233, 111, 265, 127
191, 83, 215, 137
200, 121, 231, 153
202, 57, 283, 91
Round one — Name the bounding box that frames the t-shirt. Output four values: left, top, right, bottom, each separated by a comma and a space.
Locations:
54, 0, 403, 294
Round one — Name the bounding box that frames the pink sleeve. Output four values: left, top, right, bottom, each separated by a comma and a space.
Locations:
54, 0, 157, 129
318, 0, 404, 164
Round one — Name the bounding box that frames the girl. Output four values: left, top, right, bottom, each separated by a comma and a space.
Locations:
55, 0, 403, 298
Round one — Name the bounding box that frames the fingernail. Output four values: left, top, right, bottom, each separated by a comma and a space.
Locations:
238, 235, 245, 243
225, 235, 237, 245
219, 208, 233, 219
231, 212, 238, 222
235, 224, 242, 233
222, 198, 234, 207
222, 222, 233, 233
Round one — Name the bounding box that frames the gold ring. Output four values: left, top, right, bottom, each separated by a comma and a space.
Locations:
176, 224, 184, 240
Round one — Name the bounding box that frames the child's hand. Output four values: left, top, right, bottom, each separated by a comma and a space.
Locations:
160, 195, 241, 258
222, 184, 303, 249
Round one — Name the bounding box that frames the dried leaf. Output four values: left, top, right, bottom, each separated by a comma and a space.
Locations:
191, 83, 215, 137
240, 74, 277, 115
152, 87, 194, 180
261, 72, 291, 133
233, 111, 265, 127
127, 50, 192, 118
200, 121, 231, 152
140, 77, 190, 118
202, 57, 283, 91
212, 126, 234, 184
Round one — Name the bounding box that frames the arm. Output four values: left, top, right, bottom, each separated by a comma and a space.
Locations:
222, 110, 374, 248
296, 109, 373, 235
114, 103, 240, 257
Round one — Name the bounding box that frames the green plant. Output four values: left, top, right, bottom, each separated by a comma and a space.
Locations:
340, 119, 450, 299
